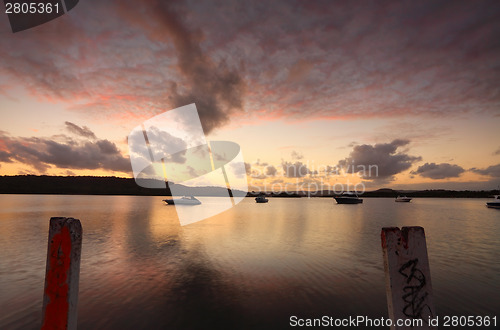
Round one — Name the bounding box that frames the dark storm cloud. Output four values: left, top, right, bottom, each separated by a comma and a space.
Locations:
282, 161, 313, 178
265, 165, 277, 176
117, 0, 246, 134
165, 14, 245, 132
412, 162, 465, 179
0, 150, 13, 162
337, 139, 421, 182
65, 121, 97, 139
471, 163, 500, 177
0, 129, 130, 173
96, 139, 120, 155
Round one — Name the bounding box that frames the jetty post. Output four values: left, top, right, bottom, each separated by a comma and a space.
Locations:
41, 217, 82, 330
381, 226, 437, 329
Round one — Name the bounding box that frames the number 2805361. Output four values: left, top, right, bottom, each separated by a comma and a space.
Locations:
5, 2, 60, 14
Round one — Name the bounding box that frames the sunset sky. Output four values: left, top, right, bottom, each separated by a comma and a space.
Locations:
1, 0, 499, 191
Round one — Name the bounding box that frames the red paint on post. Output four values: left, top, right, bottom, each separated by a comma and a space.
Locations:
401, 227, 410, 249
42, 226, 71, 329
41, 217, 82, 330
381, 227, 399, 249
381, 231, 387, 249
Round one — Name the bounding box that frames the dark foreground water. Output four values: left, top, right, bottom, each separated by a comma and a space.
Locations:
0, 195, 499, 329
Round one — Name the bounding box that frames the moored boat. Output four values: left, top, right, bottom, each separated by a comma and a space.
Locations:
163, 196, 201, 205
486, 195, 500, 209
255, 194, 269, 203
334, 192, 363, 204
395, 196, 412, 202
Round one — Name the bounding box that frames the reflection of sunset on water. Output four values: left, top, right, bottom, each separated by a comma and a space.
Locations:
3, 195, 499, 328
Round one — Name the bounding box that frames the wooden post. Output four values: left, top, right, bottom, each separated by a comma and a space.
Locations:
381, 227, 437, 329
41, 217, 82, 330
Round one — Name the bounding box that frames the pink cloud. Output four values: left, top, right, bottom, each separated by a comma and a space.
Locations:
0, 0, 498, 134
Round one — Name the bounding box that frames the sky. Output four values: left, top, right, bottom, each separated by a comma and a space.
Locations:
0, 0, 499, 191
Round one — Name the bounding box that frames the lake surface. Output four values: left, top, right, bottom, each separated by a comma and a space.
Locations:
0, 195, 499, 329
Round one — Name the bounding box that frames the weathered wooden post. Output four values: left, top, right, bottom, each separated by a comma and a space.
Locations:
381, 227, 437, 329
41, 217, 82, 330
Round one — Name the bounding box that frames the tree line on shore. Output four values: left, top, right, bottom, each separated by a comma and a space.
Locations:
0, 175, 497, 198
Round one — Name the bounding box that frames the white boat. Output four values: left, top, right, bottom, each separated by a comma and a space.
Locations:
163, 196, 201, 205
486, 195, 500, 209
255, 195, 269, 203
334, 192, 363, 204
395, 196, 412, 202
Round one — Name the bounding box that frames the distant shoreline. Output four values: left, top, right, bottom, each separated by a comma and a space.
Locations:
0, 175, 498, 198
0, 193, 497, 199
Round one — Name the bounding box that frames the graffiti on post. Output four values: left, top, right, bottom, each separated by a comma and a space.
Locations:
398, 258, 434, 321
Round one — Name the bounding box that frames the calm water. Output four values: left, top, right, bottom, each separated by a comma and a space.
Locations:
0, 195, 499, 329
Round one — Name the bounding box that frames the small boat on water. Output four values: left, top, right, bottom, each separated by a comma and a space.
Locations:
395, 196, 412, 202
163, 196, 201, 205
255, 195, 269, 203
334, 192, 363, 204
486, 195, 500, 209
